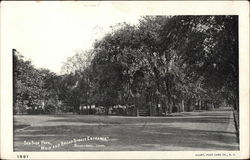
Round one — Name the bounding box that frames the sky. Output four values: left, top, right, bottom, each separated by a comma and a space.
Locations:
2, 1, 244, 75
2, 1, 141, 74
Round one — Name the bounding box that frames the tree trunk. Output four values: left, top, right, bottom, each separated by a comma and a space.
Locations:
187, 99, 190, 112
156, 101, 160, 116
234, 96, 239, 111
89, 105, 92, 114
162, 100, 167, 115
212, 103, 215, 110
105, 106, 109, 115
198, 100, 201, 110
181, 99, 185, 112
168, 99, 173, 113
75, 104, 80, 114
136, 106, 139, 116
192, 98, 195, 111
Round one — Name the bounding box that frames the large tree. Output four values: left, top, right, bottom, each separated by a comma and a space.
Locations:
13, 49, 60, 114
57, 15, 238, 115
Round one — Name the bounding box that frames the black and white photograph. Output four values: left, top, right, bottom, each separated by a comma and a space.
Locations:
1, 1, 249, 159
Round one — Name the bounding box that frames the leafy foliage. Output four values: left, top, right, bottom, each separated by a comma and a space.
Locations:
13, 49, 60, 114
14, 15, 239, 115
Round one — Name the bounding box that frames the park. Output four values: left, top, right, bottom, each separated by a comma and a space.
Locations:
13, 15, 239, 151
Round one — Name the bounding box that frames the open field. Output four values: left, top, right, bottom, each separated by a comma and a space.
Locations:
14, 111, 239, 151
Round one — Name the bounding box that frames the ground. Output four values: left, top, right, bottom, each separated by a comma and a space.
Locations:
13, 111, 239, 151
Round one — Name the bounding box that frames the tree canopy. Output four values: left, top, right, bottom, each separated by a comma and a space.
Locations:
13, 15, 239, 115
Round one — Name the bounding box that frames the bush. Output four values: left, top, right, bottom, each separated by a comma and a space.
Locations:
44, 104, 56, 114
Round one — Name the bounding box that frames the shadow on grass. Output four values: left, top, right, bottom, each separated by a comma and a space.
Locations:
14, 122, 239, 151
13, 120, 30, 131
46, 116, 231, 124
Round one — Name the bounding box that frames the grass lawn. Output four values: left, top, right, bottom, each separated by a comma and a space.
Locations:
13, 111, 239, 151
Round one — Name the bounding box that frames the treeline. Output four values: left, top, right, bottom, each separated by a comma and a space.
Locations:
13, 50, 60, 114
14, 15, 238, 115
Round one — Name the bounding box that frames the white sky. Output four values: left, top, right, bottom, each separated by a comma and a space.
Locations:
2, 1, 141, 74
